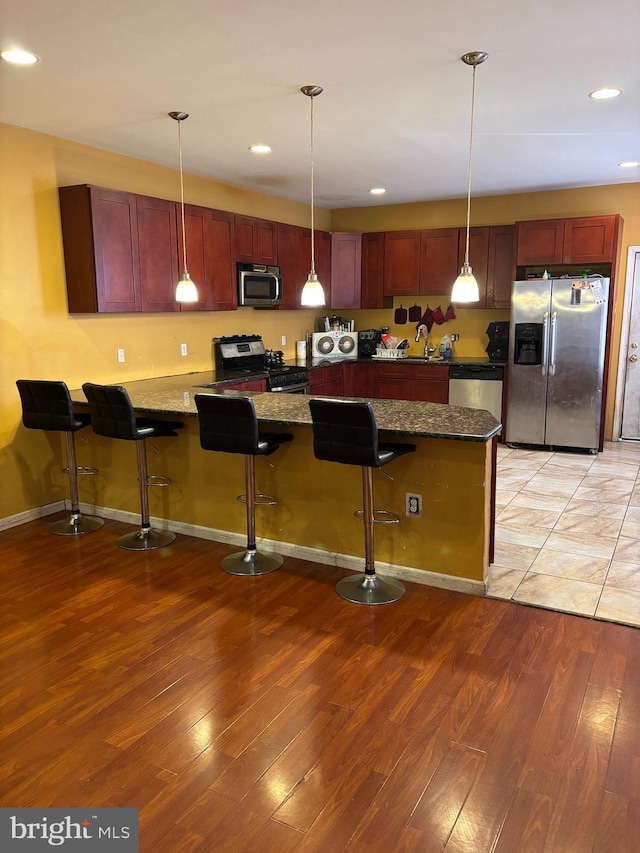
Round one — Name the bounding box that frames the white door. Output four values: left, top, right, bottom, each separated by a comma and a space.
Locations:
620, 249, 640, 439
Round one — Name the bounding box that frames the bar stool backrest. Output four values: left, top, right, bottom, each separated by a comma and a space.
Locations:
309, 398, 381, 468
195, 394, 260, 455
16, 379, 83, 432
82, 383, 140, 441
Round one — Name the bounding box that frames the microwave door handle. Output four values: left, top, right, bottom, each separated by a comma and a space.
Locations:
548, 311, 558, 376
542, 311, 550, 376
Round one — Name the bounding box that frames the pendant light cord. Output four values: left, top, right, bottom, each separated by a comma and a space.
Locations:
464, 62, 478, 267
177, 118, 188, 275
309, 93, 316, 275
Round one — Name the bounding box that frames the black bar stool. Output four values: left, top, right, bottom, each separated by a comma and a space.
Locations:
194, 393, 292, 576
309, 398, 416, 605
16, 379, 104, 536
82, 382, 183, 551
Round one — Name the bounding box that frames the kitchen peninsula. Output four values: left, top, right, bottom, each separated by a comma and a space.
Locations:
69, 373, 500, 595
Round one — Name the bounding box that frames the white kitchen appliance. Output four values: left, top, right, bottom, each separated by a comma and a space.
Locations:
311, 331, 358, 359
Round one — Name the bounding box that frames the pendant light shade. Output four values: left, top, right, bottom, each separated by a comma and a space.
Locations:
300, 85, 325, 307
169, 111, 198, 304
451, 51, 488, 304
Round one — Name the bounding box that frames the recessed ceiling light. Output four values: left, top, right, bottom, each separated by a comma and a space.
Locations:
588, 87, 622, 100
370, 187, 386, 195
618, 161, 640, 168
1, 48, 40, 65
249, 144, 273, 154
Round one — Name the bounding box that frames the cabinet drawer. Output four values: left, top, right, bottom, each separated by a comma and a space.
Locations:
375, 363, 448, 380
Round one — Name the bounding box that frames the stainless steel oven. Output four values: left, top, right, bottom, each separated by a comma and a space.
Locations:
213, 335, 309, 393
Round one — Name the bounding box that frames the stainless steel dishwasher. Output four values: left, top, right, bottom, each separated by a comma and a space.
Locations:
448, 364, 504, 422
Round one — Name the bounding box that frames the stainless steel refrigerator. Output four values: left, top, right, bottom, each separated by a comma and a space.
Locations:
506, 277, 609, 452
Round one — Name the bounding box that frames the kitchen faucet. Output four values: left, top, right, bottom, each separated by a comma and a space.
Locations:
414, 324, 435, 358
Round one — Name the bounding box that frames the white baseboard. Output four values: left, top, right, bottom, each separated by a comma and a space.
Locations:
2, 500, 485, 597
0, 501, 65, 533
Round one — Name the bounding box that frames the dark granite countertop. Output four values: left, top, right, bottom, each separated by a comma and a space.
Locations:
70, 371, 501, 443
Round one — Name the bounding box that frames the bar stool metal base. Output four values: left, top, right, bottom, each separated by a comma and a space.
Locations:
49, 513, 104, 536
336, 572, 406, 605
222, 548, 283, 576
118, 527, 176, 551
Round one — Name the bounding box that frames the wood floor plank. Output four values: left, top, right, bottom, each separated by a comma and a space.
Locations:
2, 517, 640, 851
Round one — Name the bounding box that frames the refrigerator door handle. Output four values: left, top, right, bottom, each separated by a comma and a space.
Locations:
542, 311, 550, 376
549, 311, 558, 377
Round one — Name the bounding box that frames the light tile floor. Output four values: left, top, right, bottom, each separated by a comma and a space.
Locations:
486, 440, 640, 628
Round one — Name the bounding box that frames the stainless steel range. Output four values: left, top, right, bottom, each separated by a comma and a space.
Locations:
213, 335, 309, 394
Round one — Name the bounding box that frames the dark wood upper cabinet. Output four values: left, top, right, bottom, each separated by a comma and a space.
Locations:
137, 195, 180, 312
234, 215, 278, 265
330, 232, 362, 309
315, 230, 331, 302
59, 185, 142, 313
515, 219, 565, 266
562, 216, 618, 265
361, 232, 392, 309
420, 228, 460, 295
205, 208, 237, 311
384, 231, 421, 295
277, 222, 303, 310
516, 215, 620, 267
486, 224, 516, 310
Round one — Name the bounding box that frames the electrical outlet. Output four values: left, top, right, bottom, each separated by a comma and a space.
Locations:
406, 493, 422, 518
180, 343, 188, 356
117, 348, 125, 363
451, 333, 460, 342
281, 335, 287, 346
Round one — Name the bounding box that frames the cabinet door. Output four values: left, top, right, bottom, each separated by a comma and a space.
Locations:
516, 219, 564, 266
309, 365, 344, 396
344, 362, 373, 398
384, 231, 421, 296
234, 216, 278, 265
410, 378, 448, 403
486, 225, 515, 310
330, 232, 362, 309
207, 209, 237, 310
256, 218, 278, 265
419, 228, 460, 295
278, 222, 304, 310
59, 185, 142, 313
375, 376, 411, 401
361, 233, 392, 309
235, 215, 257, 263
181, 204, 212, 312
137, 195, 179, 312
315, 230, 331, 300
456, 226, 490, 308
563, 216, 617, 264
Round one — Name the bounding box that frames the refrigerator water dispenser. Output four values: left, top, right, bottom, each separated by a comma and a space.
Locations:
514, 323, 543, 365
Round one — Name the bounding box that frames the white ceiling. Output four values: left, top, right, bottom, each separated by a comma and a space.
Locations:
1, 0, 639, 209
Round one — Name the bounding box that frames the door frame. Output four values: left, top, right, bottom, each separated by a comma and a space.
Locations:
613, 245, 640, 439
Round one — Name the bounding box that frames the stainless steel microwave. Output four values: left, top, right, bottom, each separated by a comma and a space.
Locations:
237, 263, 282, 307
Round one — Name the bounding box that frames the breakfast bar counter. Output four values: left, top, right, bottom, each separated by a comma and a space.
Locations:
69, 372, 500, 596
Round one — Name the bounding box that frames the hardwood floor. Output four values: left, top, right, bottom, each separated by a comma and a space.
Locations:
1, 515, 640, 852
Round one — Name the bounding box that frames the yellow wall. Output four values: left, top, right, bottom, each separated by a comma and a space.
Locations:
2, 118, 639, 522
0, 122, 330, 520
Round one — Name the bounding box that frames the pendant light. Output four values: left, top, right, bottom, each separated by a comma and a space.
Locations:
451, 51, 488, 304
300, 85, 325, 307
169, 111, 198, 303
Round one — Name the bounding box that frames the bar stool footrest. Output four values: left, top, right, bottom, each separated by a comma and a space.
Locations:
336, 572, 406, 605
353, 508, 400, 524
236, 493, 278, 506
222, 549, 283, 576
146, 475, 171, 487
62, 465, 99, 476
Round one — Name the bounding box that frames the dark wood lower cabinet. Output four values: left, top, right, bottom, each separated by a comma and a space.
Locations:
308, 364, 344, 396
373, 363, 449, 403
